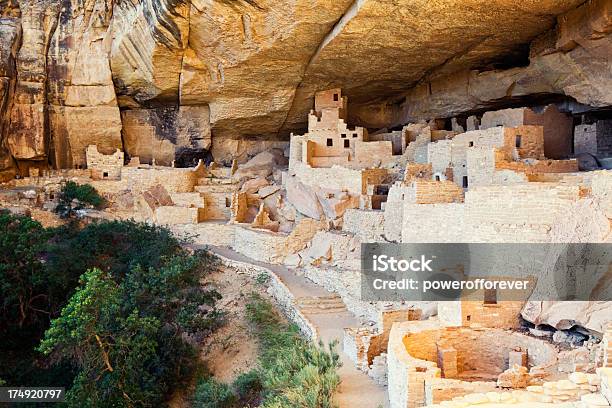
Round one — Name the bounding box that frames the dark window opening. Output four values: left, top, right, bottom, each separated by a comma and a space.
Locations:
103, 172, 109, 178
468, 141, 474, 147
344, 139, 350, 148
374, 185, 390, 195
484, 288, 497, 305
466, 315, 471, 321
353, 133, 358, 138
435, 175, 440, 181
50, 194, 54, 199
515, 135, 522, 148
415, 367, 427, 373
225, 197, 231, 207
333, 93, 339, 101
462, 176, 468, 188
341, 133, 347, 138
327, 138, 333, 147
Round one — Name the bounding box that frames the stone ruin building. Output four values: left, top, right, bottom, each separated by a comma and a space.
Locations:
1, 0, 612, 406
3, 83, 612, 408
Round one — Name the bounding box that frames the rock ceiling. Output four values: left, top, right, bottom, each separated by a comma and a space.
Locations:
1, 0, 610, 173
109, 0, 589, 139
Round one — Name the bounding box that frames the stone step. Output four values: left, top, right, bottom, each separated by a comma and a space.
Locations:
298, 302, 346, 310
194, 185, 236, 194
299, 306, 348, 315
297, 296, 344, 306
296, 295, 347, 315
196, 177, 237, 186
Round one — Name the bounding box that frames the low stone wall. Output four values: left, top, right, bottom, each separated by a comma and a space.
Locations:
122, 165, 203, 193
388, 320, 443, 408
425, 371, 605, 408
231, 225, 287, 263
214, 252, 318, 342
171, 223, 236, 247
426, 378, 497, 405
155, 206, 205, 225
343, 208, 386, 242
170, 192, 206, 208
292, 162, 364, 194
388, 320, 561, 408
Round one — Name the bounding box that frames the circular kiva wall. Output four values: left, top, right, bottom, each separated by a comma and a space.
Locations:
402, 327, 558, 381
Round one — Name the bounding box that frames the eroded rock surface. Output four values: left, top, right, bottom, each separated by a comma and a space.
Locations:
0, 0, 610, 176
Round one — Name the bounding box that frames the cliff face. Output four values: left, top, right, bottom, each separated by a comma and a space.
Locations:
0, 0, 610, 176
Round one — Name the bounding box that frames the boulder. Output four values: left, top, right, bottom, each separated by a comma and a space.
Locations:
234, 149, 287, 180
258, 184, 281, 198
240, 177, 269, 194
284, 253, 302, 268
552, 330, 588, 345
497, 365, 531, 389
285, 176, 324, 220
281, 218, 328, 257
316, 189, 360, 220
141, 184, 174, 212
575, 153, 600, 171
522, 301, 612, 334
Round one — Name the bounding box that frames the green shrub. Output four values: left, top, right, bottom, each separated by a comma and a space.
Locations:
255, 271, 270, 286
0, 211, 50, 334
45, 220, 187, 281
38, 239, 222, 407
38, 269, 162, 407
55, 181, 105, 217
0, 214, 221, 407
246, 294, 341, 408
193, 377, 237, 408
189, 294, 340, 408
0, 211, 78, 389
234, 370, 263, 405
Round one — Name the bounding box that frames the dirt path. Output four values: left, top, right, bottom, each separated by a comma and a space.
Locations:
207, 246, 390, 408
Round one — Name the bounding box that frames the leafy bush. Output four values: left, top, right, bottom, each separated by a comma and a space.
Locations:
193, 377, 237, 408
55, 181, 105, 217
38, 233, 222, 407
246, 294, 341, 408
0, 211, 51, 335
38, 269, 162, 406
45, 219, 186, 282
192, 295, 340, 408
0, 213, 222, 406
233, 370, 263, 405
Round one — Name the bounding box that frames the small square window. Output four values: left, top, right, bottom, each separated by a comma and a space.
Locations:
352, 133, 357, 138
225, 197, 231, 207
435, 175, 440, 181
344, 140, 350, 148
333, 94, 339, 101
326, 138, 333, 147
468, 141, 474, 147
103, 172, 108, 178
484, 288, 497, 305
341, 133, 347, 138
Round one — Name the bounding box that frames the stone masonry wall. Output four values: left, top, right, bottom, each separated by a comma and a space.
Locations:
231, 225, 286, 263
86, 145, 124, 180
413, 180, 464, 204
121, 165, 203, 193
